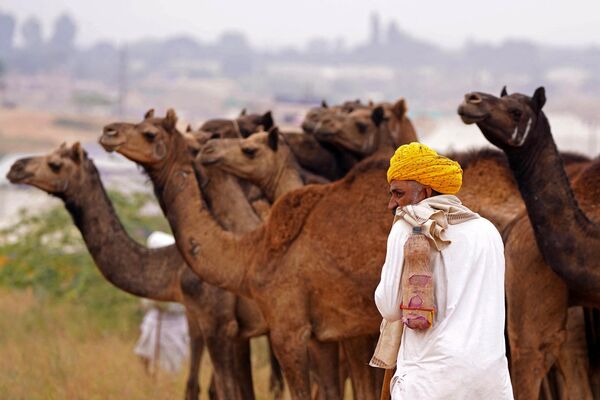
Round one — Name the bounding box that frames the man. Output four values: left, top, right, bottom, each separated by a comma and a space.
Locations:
134, 231, 190, 374
375, 143, 513, 399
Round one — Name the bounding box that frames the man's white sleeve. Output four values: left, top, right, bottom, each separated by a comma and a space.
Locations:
374, 221, 410, 322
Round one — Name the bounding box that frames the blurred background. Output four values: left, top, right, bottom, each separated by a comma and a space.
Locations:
0, 1, 599, 398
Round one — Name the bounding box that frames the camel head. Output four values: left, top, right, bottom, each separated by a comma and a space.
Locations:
381, 98, 418, 147
313, 103, 387, 157
100, 108, 182, 167
199, 127, 291, 187
200, 110, 274, 139
301, 99, 365, 134
458, 86, 547, 150
7, 142, 88, 195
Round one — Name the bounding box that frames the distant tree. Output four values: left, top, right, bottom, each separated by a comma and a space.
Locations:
0, 12, 16, 55
21, 17, 43, 50
49, 13, 77, 52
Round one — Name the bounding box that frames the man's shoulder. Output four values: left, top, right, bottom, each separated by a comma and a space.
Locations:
453, 216, 502, 242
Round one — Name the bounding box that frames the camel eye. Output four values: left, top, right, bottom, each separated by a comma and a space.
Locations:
510, 109, 522, 121
48, 160, 62, 172
241, 147, 257, 158
355, 121, 368, 134
143, 131, 157, 140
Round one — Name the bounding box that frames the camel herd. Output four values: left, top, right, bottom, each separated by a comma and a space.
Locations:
6, 87, 600, 400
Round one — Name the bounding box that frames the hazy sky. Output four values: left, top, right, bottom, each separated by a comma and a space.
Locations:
2, 0, 600, 50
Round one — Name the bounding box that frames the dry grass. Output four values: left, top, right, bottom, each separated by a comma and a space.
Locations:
0, 289, 284, 400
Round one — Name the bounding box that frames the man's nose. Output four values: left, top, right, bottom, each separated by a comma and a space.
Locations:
387, 197, 397, 210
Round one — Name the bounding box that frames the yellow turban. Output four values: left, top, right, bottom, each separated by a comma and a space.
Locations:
387, 142, 463, 194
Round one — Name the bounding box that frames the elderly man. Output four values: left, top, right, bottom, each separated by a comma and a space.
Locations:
374, 143, 513, 399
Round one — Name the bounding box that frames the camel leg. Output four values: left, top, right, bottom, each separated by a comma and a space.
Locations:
308, 339, 342, 400
504, 218, 569, 400
553, 307, 593, 400
341, 335, 380, 400
184, 314, 204, 400
584, 308, 600, 399
268, 340, 285, 400
269, 324, 312, 400
233, 338, 256, 400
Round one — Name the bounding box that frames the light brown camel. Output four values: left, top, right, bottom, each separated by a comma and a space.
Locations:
98, 109, 398, 400
199, 127, 384, 399
312, 98, 417, 159
459, 87, 600, 399
6, 141, 274, 400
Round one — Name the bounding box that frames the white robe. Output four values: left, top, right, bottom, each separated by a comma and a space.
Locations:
375, 215, 513, 399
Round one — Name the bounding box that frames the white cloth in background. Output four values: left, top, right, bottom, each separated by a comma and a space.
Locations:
375, 200, 513, 399
133, 231, 190, 373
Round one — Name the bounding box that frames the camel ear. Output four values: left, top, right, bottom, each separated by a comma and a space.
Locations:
186, 124, 192, 133
268, 127, 279, 151
163, 109, 178, 131
71, 142, 86, 163
392, 98, 407, 119
321, 100, 328, 108
239, 108, 247, 117
500, 86, 508, 97
371, 106, 386, 127
262, 111, 274, 131
368, 100, 374, 107
144, 109, 155, 119
531, 87, 546, 113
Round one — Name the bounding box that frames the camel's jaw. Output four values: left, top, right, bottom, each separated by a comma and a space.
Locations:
98, 134, 125, 152
457, 103, 489, 125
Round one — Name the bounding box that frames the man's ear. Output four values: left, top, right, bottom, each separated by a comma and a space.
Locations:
531, 87, 546, 114
371, 106, 386, 127
268, 127, 279, 151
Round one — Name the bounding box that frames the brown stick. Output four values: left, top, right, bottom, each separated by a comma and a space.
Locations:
380, 368, 394, 400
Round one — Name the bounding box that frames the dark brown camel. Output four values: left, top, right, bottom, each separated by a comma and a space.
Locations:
459, 86, 600, 302
459, 87, 600, 399
200, 110, 274, 139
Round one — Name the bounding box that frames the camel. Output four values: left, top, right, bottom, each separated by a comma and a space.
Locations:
200, 110, 274, 139
6, 141, 277, 400
312, 98, 417, 160
199, 127, 385, 399
98, 108, 401, 400
459, 86, 600, 302
8, 143, 248, 399
459, 87, 600, 399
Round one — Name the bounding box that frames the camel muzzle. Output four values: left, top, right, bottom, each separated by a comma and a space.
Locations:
7, 159, 34, 183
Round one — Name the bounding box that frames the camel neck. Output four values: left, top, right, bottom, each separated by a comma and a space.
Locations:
201, 165, 262, 232
265, 151, 305, 202
60, 161, 182, 301
505, 113, 600, 294
147, 135, 254, 297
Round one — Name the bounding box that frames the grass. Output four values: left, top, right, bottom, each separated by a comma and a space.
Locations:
0, 288, 286, 400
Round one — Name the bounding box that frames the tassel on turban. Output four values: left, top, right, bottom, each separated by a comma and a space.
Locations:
387, 142, 463, 194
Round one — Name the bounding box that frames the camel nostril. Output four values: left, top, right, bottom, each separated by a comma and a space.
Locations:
466, 93, 482, 104
104, 129, 118, 137
203, 146, 215, 155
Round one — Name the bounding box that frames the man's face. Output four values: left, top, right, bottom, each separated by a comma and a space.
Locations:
387, 180, 432, 215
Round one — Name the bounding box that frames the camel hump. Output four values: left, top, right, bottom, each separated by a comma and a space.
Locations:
265, 185, 326, 249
